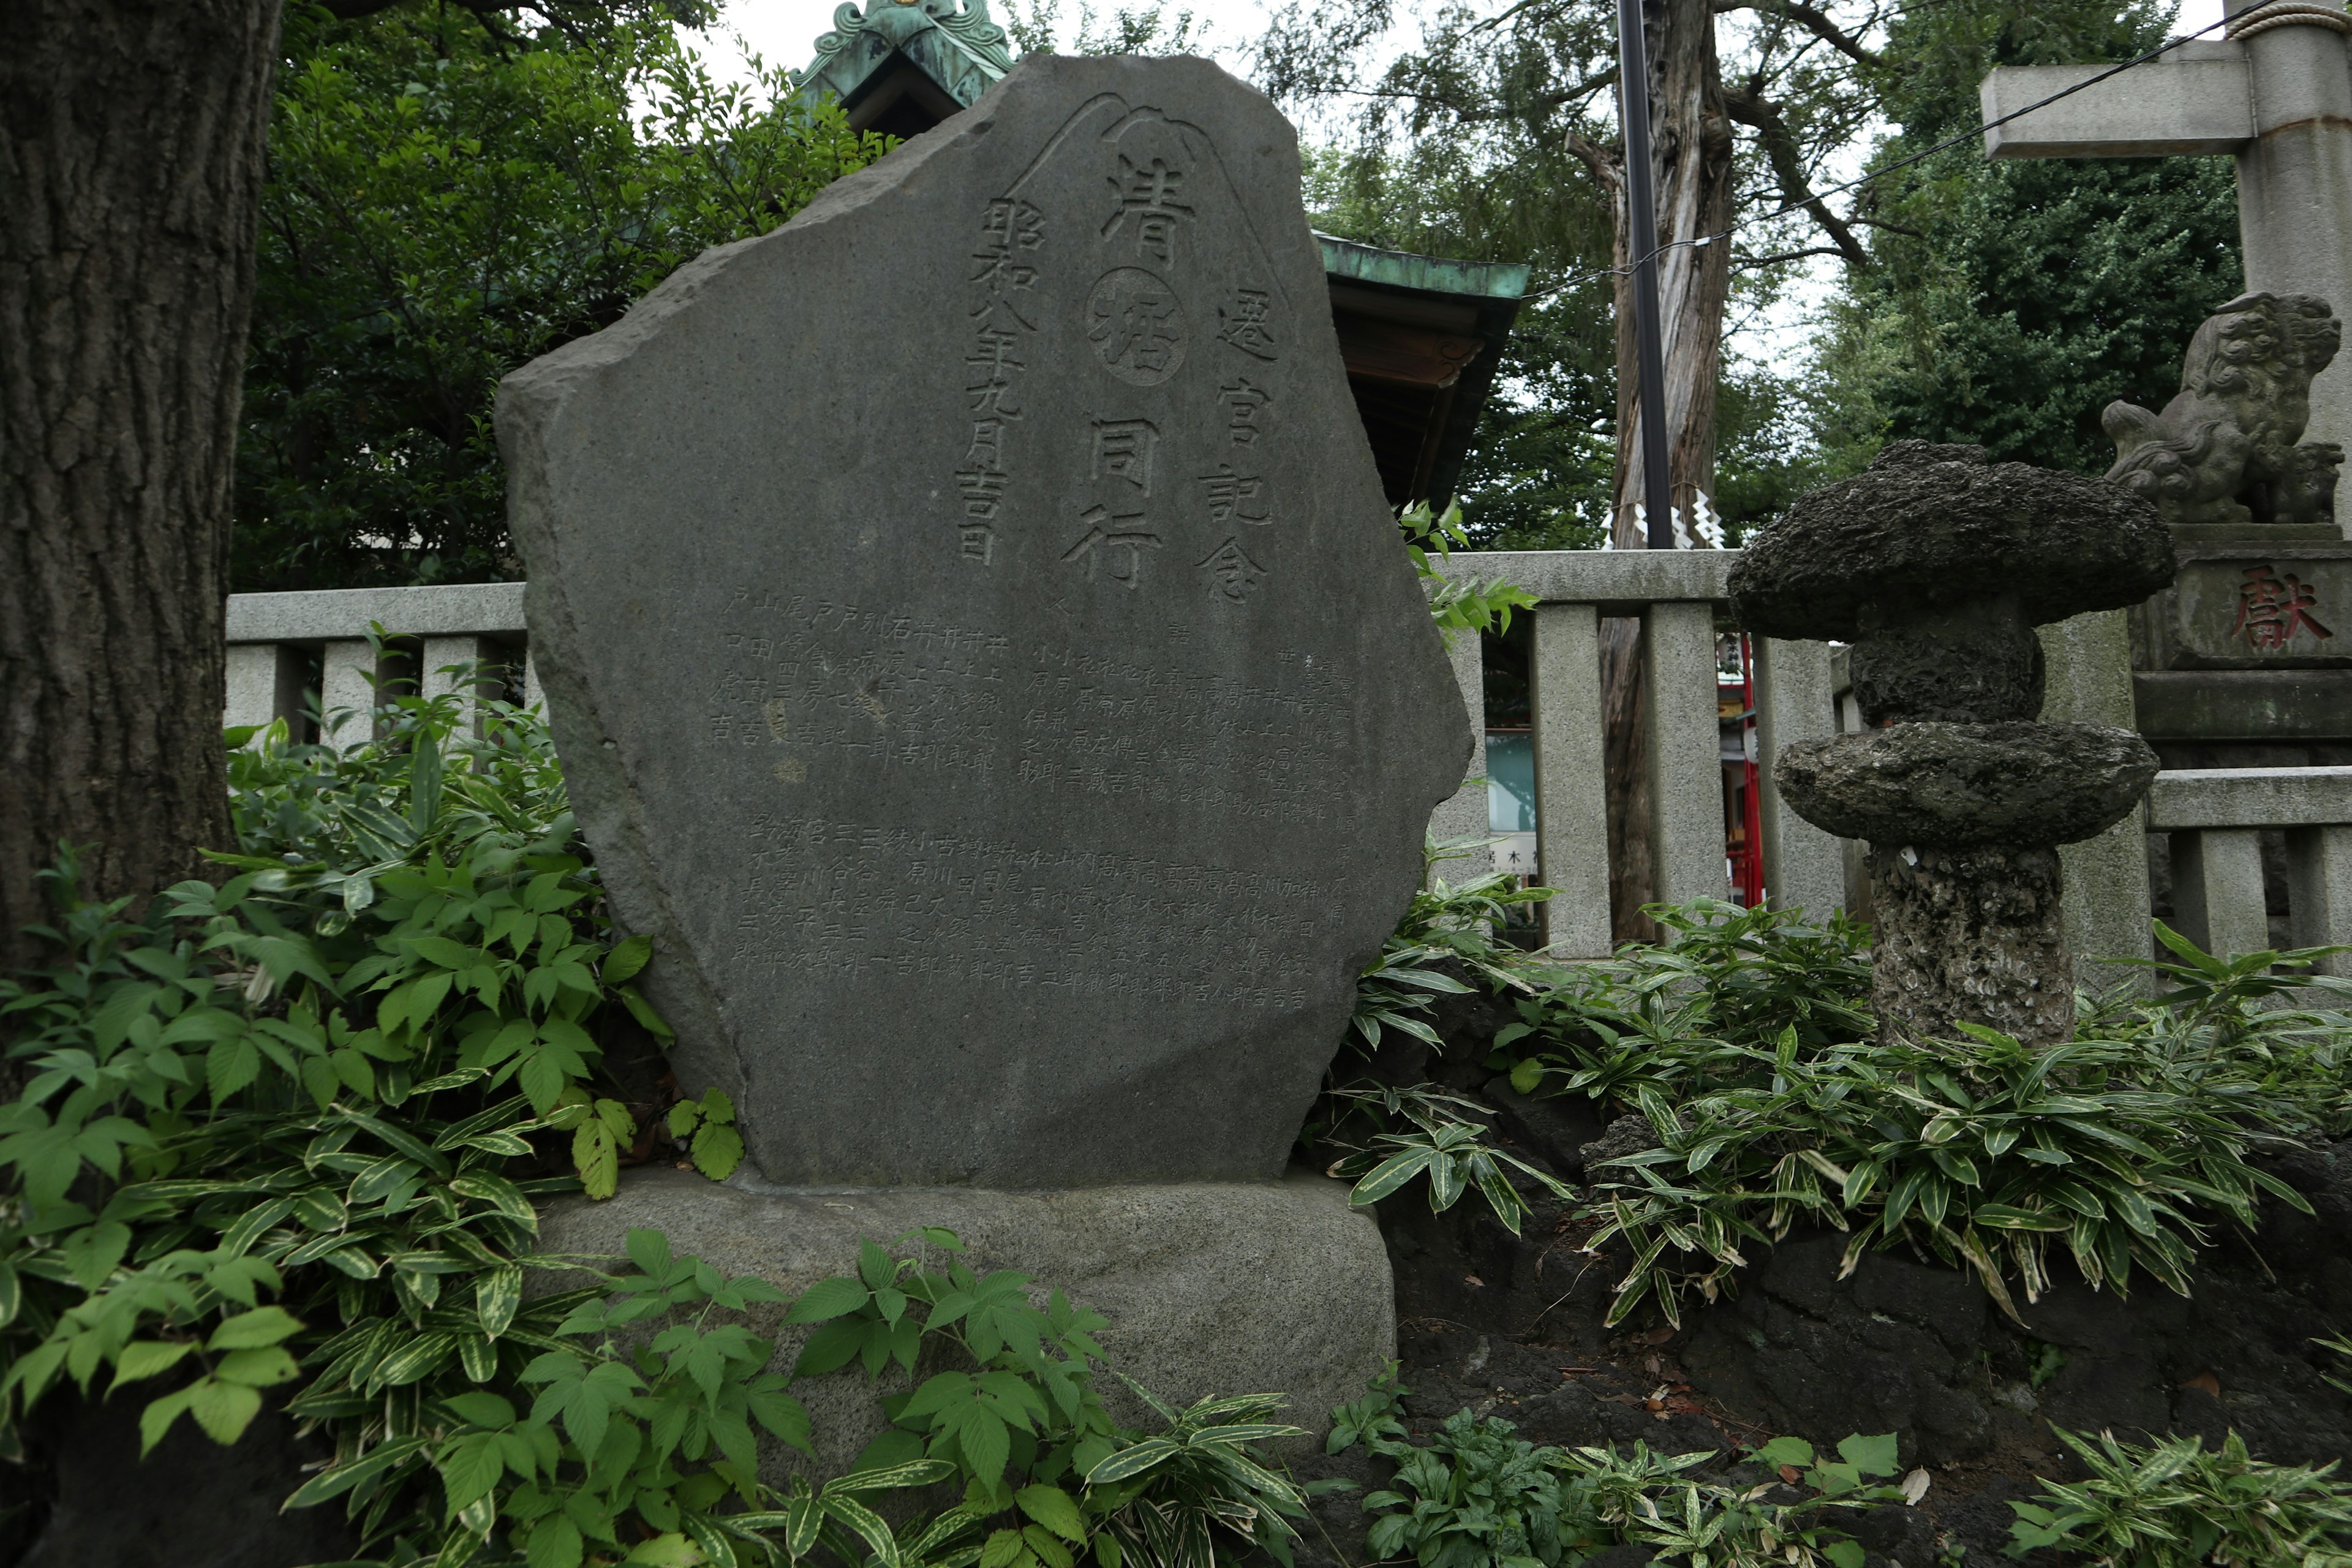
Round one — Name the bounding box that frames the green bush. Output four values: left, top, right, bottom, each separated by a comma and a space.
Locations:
0, 668, 1302, 1567
1327, 1369, 1913, 1568
1490, 902, 2352, 1325
2007, 1427, 2352, 1568
1317, 842, 1569, 1237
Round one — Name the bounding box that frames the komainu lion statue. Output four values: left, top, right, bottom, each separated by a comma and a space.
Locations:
2103, 292, 2344, 527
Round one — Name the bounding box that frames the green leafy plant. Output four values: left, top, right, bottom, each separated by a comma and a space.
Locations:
1322, 844, 1564, 1235
1489, 902, 2349, 1327
666, 1089, 745, 1185
2005, 1427, 2352, 1567
1399, 500, 1538, 649
1324, 1083, 1572, 1238
0, 673, 756, 1561
1329, 1371, 1909, 1568
289, 1226, 829, 1566
774, 1228, 1311, 1568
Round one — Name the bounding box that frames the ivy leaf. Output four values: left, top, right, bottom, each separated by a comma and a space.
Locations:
573, 1120, 620, 1200
110, 1341, 198, 1392
211, 1306, 304, 1350
1837, 1433, 1901, 1479
528, 1514, 586, 1568
60, 1221, 130, 1289
1014, 1485, 1086, 1543
138, 1387, 198, 1455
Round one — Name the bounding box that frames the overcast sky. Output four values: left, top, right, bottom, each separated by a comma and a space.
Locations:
695, 0, 2230, 96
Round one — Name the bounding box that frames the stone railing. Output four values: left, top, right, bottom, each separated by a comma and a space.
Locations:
2147, 767, 2352, 976
225, 572, 2352, 975
1434, 556, 2352, 978
225, 583, 534, 744
1428, 550, 1844, 958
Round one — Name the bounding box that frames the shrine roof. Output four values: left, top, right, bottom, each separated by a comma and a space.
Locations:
1316, 235, 1532, 303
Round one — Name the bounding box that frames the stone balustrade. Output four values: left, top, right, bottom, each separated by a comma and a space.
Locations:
224, 583, 533, 744
1429, 549, 1842, 957
1434, 554, 2352, 978
224, 569, 2352, 974
2148, 767, 2352, 975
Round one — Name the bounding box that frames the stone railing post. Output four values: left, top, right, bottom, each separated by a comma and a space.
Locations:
1528, 601, 1609, 956
2039, 608, 2155, 990
1752, 637, 1844, 919
1642, 601, 1728, 908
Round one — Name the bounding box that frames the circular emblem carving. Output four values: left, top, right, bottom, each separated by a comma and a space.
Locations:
1085, 268, 1187, 386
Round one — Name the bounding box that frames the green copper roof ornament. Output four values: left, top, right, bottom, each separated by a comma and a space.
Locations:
788, 0, 1014, 127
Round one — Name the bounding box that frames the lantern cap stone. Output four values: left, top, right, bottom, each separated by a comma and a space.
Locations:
1728, 440, 2174, 640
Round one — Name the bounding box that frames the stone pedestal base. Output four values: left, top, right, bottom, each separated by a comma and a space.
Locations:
1868, 843, 2071, 1047
535, 1167, 1393, 1479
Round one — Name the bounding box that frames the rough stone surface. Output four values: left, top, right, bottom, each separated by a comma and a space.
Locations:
12, 1388, 359, 1568
1727, 441, 2174, 642
535, 1167, 1393, 1479
1868, 844, 2071, 1046
497, 56, 1466, 1187
1846, 598, 2045, 725
1774, 722, 2160, 850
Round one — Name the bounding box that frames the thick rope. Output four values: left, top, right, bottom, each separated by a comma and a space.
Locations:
2227, 2, 2352, 40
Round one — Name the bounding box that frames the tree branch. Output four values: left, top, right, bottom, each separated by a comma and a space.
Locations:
1734, 246, 1848, 268
1711, 0, 1883, 68
1723, 88, 1871, 270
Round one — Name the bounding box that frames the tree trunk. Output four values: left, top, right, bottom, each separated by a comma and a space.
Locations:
1, 0, 281, 970
1601, 0, 1735, 940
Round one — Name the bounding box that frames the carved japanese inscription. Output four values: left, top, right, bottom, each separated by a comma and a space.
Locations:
500, 56, 1468, 1189
2163, 551, 2352, 667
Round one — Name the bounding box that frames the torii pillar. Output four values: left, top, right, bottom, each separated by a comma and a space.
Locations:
1981, 0, 2352, 538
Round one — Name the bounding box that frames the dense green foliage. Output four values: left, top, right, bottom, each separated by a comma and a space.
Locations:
1808, 2, 2244, 478
1325, 1370, 1913, 1568
1315, 832, 1570, 1237
238, 4, 892, 591
2007, 1428, 2352, 1567
1487, 902, 2352, 1326
0, 678, 1304, 1566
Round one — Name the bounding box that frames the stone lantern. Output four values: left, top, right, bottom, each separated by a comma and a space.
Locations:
1730, 442, 2176, 1046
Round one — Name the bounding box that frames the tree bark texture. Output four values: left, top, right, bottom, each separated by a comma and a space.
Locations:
1600, 0, 1736, 940
1, 0, 279, 968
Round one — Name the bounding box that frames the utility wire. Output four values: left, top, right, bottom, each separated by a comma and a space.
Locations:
1525, 7, 2240, 301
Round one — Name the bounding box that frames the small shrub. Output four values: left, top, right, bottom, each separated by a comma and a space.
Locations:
1327, 1369, 1912, 1568
2007, 1427, 2352, 1567
1489, 902, 2351, 1325
1321, 843, 1569, 1236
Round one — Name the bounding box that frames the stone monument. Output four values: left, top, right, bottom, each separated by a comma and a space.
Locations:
497, 55, 1467, 1457
1730, 443, 2174, 1047
2105, 292, 2345, 533
2100, 294, 2352, 767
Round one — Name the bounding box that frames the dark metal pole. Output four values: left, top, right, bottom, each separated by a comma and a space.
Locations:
1615, 0, 1675, 550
